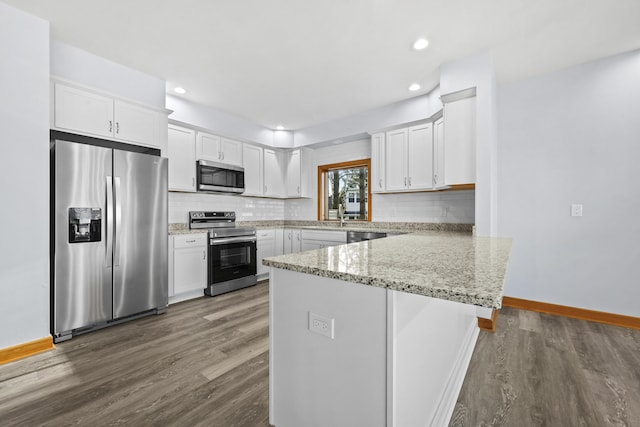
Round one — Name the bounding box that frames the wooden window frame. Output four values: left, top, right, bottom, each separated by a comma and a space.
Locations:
317, 159, 372, 222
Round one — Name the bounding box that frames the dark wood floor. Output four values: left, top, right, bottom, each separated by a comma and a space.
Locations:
1, 282, 639, 426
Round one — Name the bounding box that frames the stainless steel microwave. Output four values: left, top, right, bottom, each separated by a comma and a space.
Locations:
197, 160, 245, 194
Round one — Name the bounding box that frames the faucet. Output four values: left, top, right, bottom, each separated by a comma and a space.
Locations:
338, 204, 345, 227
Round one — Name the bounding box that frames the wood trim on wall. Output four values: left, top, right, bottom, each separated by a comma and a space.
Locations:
503, 296, 640, 331
317, 159, 372, 222
477, 309, 499, 332
0, 336, 55, 366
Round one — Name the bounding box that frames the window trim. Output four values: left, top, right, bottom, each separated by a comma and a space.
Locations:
317, 158, 372, 222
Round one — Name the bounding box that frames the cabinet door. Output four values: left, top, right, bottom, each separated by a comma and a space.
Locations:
433, 117, 446, 188
264, 149, 284, 198
168, 125, 196, 192
53, 83, 114, 139
283, 229, 293, 254
113, 100, 160, 147
371, 133, 386, 193
443, 96, 476, 185
196, 132, 221, 162
173, 235, 207, 294
385, 129, 408, 191
407, 123, 433, 190
257, 230, 276, 276
292, 229, 302, 253
242, 144, 264, 196
220, 137, 243, 166
285, 150, 301, 198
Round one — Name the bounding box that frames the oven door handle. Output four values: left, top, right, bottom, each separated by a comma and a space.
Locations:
210, 236, 257, 246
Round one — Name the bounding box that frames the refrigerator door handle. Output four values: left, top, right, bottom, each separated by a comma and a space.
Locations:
114, 176, 122, 267
106, 176, 113, 268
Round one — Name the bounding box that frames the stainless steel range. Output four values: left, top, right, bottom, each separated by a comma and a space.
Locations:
189, 211, 257, 296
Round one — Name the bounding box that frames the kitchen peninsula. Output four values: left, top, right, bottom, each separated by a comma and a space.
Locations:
264, 231, 512, 427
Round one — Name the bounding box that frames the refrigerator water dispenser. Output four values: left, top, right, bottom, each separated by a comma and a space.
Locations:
68, 207, 101, 243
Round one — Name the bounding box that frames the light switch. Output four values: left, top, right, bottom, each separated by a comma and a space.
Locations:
570, 204, 583, 217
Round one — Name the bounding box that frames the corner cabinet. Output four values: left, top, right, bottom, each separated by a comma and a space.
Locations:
196, 132, 242, 167
168, 125, 197, 192
52, 80, 167, 150
264, 149, 284, 198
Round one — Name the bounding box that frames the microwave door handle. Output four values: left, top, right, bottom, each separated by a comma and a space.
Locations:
114, 176, 122, 267
105, 176, 113, 268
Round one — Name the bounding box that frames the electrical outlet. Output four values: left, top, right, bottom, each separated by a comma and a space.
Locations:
571, 204, 583, 217
309, 312, 334, 339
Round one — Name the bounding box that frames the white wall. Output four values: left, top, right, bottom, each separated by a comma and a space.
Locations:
51, 41, 166, 109
498, 48, 640, 317
167, 95, 275, 146
284, 139, 475, 223
293, 89, 442, 147
0, 3, 50, 349
169, 192, 285, 224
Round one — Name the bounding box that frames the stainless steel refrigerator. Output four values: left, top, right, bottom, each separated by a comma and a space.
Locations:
52, 139, 168, 342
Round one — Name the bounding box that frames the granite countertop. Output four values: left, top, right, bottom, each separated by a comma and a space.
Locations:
262, 231, 512, 309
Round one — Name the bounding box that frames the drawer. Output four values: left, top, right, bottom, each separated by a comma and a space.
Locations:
173, 233, 207, 249
257, 229, 276, 240
301, 229, 346, 243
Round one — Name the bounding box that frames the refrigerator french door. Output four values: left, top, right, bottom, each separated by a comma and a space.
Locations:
52, 140, 168, 342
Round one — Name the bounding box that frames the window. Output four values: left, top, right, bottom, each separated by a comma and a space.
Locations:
318, 159, 371, 221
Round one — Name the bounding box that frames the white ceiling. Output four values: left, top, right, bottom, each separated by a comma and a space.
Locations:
5, 0, 640, 130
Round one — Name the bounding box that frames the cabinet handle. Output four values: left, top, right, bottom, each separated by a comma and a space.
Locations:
109, 120, 113, 133
192, 177, 195, 187
408, 177, 412, 187
264, 185, 267, 193
221, 152, 225, 160
186, 239, 196, 243
116, 122, 120, 134
203, 250, 206, 260
404, 177, 407, 187
297, 234, 300, 241
379, 178, 382, 189
297, 186, 300, 194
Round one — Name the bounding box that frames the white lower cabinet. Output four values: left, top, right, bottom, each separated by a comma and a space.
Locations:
301, 229, 346, 251
169, 233, 207, 303
257, 229, 276, 279
283, 228, 302, 254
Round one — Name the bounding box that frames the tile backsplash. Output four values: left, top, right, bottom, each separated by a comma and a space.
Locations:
168, 192, 285, 224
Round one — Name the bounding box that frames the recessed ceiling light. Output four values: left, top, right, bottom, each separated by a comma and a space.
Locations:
174, 87, 187, 94
409, 83, 421, 92
276, 125, 285, 130
413, 38, 429, 51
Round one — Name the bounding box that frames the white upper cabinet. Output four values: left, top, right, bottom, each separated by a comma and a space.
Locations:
196, 132, 221, 161
442, 90, 476, 186
264, 148, 284, 198
54, 83, 114, 139
385, 124, 433, 192
371, 132, 386, 193
52, 81, 165, 149
406, 123, 433, 190
167, 125, 196, 192
433, 117, 446, 189
285, 148, 313, 198
196, 132, 242, 167
242, 143, 264, 197
113, 100, 160, 146
385, 128, 408, 192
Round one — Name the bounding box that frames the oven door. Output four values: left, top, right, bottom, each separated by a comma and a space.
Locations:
209, 237, 257, 285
